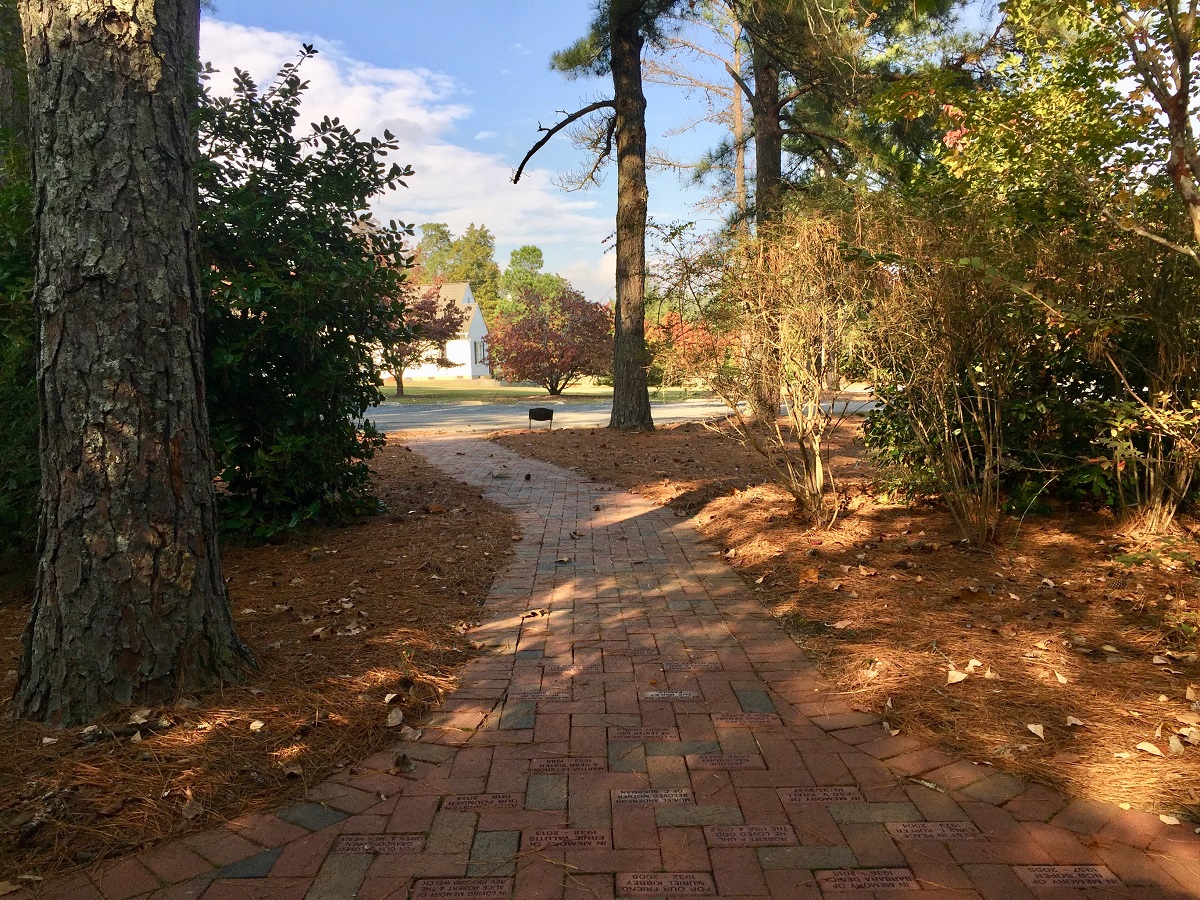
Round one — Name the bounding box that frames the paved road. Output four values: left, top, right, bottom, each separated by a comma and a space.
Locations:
366, 398, 876, 434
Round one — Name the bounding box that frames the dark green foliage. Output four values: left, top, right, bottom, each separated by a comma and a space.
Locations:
195, 49, 414, 538
0, 133, 36, 563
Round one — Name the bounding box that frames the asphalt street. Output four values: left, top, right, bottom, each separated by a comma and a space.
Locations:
365, 398, 875, 434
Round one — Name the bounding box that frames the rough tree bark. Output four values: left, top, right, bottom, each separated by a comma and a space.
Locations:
749, 36, 783, 226
0, 0, 25, 141
15, 0, 254, 725
608, 0, 654, 431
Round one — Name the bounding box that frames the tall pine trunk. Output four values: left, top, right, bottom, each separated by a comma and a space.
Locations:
0, 0, 25, 142
607, 0, 654, 431
15, 0, 253, 725
750, 38, 783, 225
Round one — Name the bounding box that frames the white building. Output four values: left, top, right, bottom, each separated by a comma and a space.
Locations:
398, 282, 491, 382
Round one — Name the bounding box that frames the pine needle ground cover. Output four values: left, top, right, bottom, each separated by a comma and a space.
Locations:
0, 439, 517, 882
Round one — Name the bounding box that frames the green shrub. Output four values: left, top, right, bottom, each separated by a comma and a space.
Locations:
195, 50, 413, 538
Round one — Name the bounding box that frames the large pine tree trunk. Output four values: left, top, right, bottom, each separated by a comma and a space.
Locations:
607, 0, 654, 431
15, 0, 254, 725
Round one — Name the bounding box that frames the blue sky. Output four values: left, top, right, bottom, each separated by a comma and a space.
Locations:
202, 2, 730, 302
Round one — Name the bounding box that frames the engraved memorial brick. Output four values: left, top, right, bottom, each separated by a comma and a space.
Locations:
640, 690, 702, 701
661, 661, 722, 671
685, 752, 765, 770
610, 727, 675, 741
616, 872, 716, 896
1015, 866, 1121, 888
816, 868, 920, 892
335, 834, 424, 853
614, 788, 694, 805
412, 877, 514, 899
544, 664, 602, 674
887, 821, 982, 841
522, 828, 611, 850
443, 793, 523, 811
507, 689, 569, 702
779, 786, 863, 803
531, 757, 606, 774
711, 713, 781, 727
703, 825, 796, 847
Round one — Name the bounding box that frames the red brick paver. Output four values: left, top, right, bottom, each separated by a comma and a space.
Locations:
29, 436, 1200, 898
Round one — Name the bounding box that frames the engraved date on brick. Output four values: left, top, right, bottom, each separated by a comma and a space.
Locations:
616, 872, 715, 896
685, 753, 765, 770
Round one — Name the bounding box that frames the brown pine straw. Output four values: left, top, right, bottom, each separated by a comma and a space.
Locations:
0, 438, 518, 882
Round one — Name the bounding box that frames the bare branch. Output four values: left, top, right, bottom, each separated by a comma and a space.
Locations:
725, 61, 755, 104
513, 100, 617, 184
1100, 205, 1200, 265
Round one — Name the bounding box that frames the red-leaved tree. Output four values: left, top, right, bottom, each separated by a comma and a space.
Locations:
488, 286, 613, 395
380, 281, 468, 395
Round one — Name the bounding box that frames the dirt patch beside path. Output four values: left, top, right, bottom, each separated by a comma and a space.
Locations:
0, 437, 517, 882
493, 420, 1200, 821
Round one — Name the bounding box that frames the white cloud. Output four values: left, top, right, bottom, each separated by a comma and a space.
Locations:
559, 253, 616, 304
200, 19, 610, 258
473, 131, 498, 141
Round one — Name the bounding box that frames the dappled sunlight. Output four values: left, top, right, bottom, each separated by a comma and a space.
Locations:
494, 420, 1200, 819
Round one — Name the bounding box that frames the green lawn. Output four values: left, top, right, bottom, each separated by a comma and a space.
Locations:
376, 380, 710, 406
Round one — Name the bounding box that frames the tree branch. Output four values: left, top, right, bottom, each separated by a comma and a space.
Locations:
513, 100, 617, 184
725, 61, 755, 104
1100, 204, 1200, 266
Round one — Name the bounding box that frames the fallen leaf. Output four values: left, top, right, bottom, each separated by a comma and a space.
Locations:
249, 720, 264, 732
283, 764, 303, 778
882, 721, 900, 736
965, 659, 984, 674
41, 736, 57, 746
398, 725, 423, 741
1027, 723, 1045, 740
384, 693, 399, 704
1136, 741, 1164, 757
386, 708, 405, 728
1041, 578, 1055, 588
858, 565, 878, 576
830, 619, 853, 630
983, 667, 999, 680
1054, 671, 1068, 685
1066, 716, 1085, 727
394, 754, 416, 774
1102, 644, 1118, 652
0, 882, 20, 897
129, 708, 152, 725
1153, 656, 1169, 665
1114, 751, 1132, 759
181, 791, 203, 820
1187, 686, 1197, 701
947, 670, 970, 685
1160, 814, 1181, 825
1168, 735, 1185, 756
800, 567, 820, 584
129, 731, 143, 743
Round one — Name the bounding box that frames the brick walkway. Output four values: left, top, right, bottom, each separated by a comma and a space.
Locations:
31, 436, 1200, 899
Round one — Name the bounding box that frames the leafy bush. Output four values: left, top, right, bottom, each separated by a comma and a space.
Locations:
195, 49, 414, 538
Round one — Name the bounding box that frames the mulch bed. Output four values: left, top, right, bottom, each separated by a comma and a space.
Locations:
493, 419, 1200, 822
0, 438, 517, 882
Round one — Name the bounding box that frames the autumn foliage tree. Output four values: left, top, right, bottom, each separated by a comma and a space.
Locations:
379, 282, 468, 396
488, 286, 613, 395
